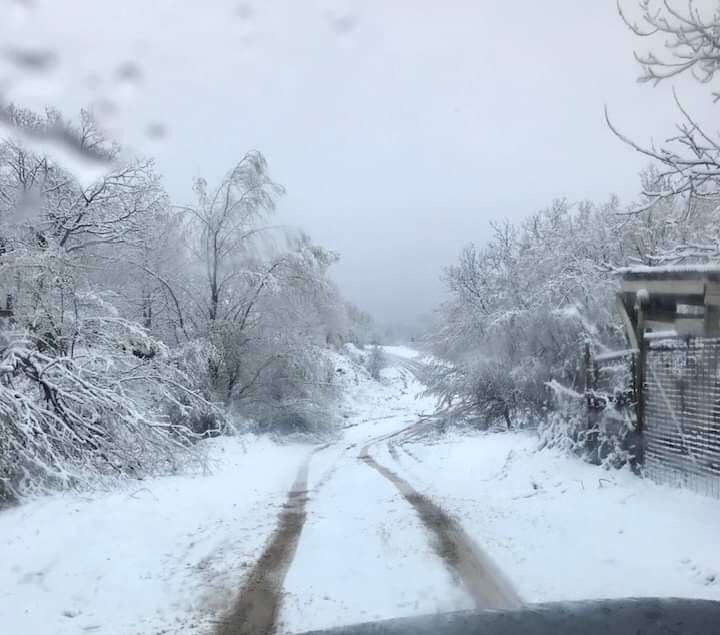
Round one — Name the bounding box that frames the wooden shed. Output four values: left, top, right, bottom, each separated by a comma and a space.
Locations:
618, 265, 720, 341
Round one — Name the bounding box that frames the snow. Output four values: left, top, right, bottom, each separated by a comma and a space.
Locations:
2, 346, 720, 635
278, 361, 461, 632
545, 378, 584, 400
645, 329, 680, 340
619, 264, 720, 275
279, 448, 471, 633
342, 342, 366, 361
0, 437, 310, 635
384, 429, 720, 603
380, 344, 422, 360
593, 348, 639, 362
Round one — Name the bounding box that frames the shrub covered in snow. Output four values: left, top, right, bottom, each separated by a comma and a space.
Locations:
0, 324, 215, 504
366, 344, 386, 381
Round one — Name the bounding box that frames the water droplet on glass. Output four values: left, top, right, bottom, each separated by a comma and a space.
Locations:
95, 98, 117, 117
11, 188, 44, 224
115, 61, 143, 84
319, 0, 359, 37
146, 122, 167, 140
4, 48, 57, 73
234, 3, 254, 20
0, 106, 114, 188
328, 13, 357, 34
113, 61, 142, 103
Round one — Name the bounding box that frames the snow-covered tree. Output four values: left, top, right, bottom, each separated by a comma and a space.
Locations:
614, 1, 720, 213
176, 157, 348, 432
427, 1, 720, 436
0, 107, 358, 502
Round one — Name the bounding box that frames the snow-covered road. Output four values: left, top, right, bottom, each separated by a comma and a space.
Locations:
277, 358, 518, 634
278, 442, 472, 633
2, 345, 719, 635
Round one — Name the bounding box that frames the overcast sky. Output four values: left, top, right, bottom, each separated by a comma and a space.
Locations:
1, 0, 715, 326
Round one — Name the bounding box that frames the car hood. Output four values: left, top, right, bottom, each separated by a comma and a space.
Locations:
294, 597, 720, 635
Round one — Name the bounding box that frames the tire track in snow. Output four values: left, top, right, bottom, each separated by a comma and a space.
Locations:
215, 446, 325, 635
359, 441, 521, 611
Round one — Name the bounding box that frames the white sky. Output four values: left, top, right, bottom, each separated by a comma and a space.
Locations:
1, 0, 715, 325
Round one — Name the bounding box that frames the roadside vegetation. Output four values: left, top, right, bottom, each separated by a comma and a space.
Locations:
425, 1, 720, 465
0, 108, 375, 503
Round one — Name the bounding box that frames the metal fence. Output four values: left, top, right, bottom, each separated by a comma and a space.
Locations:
644, 337, 720, 498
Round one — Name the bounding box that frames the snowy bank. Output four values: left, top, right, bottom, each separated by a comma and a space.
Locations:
0, 437, 311, 635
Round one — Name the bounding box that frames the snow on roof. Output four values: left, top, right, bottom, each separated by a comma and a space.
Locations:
618, 264, 720, 276
644, 329, 680, 341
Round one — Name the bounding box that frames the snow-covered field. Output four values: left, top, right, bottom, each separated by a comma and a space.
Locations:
1, 344, 719, 635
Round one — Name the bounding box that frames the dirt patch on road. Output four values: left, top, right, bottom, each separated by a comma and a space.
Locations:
214, 450, 318, 635
387, 442, 400, 462
360, 451, 521, 610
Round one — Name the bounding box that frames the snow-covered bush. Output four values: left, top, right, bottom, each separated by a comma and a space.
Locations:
537, 380, 636, 469
0, 323, 215, 504
366, 344, 386, 380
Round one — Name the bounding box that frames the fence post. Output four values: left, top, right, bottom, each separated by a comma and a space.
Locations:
636, 322, 646, 435
704, 282, 720, 337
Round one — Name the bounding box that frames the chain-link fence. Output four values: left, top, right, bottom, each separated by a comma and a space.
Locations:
644, 337, 720, 498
